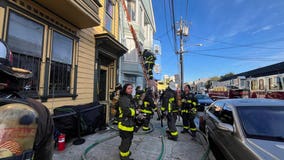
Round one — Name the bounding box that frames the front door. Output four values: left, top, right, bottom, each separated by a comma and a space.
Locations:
99, 66, 110, 121
99, 66, 108, 102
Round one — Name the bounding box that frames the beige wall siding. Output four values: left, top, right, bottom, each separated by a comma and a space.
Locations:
76, 28, 96, 102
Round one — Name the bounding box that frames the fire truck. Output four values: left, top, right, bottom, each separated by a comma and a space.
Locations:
209, 71, 284, 100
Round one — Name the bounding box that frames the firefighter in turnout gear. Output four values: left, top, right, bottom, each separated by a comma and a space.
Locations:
161, 81, 179, 141
118, 84, 135, 160
133, 86, 144, 109
180, 84, 198, 137
0, 40, 54, 160
110, 83, 122, 124
142, 49, 156, 80
141, 88, 156, 131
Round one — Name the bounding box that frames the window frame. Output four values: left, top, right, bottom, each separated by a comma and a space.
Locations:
6, 9, 45, 97
104, 0, 114, 32
4, 7, 78, 100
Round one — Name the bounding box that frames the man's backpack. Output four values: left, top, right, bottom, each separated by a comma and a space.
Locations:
0, 97, 38, 160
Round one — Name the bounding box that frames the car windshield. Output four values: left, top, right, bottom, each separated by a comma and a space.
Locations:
195, 94, 210, 99
238, 106, 284, 141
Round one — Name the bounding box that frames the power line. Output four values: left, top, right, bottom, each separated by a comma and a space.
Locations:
189, 34, 284, 50
170, 0, 178, 54
188, 51, 283, 62
163, 0, 174, 52
185, 0, 189, 22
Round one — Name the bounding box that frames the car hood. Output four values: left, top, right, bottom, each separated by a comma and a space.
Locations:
198, 99, 213, 104
247, 138, 284, 160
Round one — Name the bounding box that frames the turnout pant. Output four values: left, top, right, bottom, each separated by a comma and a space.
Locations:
167, 112, 178, 138
189, 113, 197, 134
142, 114, 152, 131
119, 130, 133, 158
182, 112, 190, 131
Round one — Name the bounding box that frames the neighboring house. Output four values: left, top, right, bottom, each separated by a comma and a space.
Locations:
119, 0, 156, 89
0, 0, 127, 122
153, 40, 162, 80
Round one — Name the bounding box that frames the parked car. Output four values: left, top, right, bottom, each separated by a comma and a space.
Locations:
195, 94, 213, 111
204, 98, 284, 160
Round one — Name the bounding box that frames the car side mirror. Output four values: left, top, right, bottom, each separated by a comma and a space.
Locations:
216, 122, 234, 133
0, 40, 8, 60
0, 40, 12, 65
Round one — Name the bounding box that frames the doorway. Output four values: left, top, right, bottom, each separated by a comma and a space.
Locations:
99, 66, 108, 101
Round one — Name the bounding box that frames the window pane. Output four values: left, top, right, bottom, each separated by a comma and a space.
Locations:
127, 0, 136, 21
105, 14, 112, 31
52, 32, 73, 64
7, 11, 43, 58
49, 62, 71, 94
259, 79, 264, 90
7, 11, 43, 93
106, 0, 113, 16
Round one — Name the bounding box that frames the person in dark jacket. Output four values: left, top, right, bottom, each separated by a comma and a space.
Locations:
180, 84, 198, 137
161, 81, 179, 141
141, 88, 156, 131
133, 86, 144, 109
142, 50, 156, 80
0, 39, 54, 160
118, 84, 135, 160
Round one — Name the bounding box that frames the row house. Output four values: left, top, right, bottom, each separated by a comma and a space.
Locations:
0, 0, 127, 122
119, 0, 156, 89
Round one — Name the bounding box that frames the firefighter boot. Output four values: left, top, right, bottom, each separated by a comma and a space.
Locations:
120, 151, 133, 160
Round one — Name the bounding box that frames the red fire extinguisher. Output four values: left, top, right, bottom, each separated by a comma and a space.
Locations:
57, 133, 65, 151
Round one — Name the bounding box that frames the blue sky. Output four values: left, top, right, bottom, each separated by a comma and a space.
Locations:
152, 0, 284, 82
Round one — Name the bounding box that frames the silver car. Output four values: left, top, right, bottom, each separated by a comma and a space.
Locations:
204, 98, 284, 160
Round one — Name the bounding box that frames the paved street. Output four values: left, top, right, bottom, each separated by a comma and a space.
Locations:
53, 114, 215, 160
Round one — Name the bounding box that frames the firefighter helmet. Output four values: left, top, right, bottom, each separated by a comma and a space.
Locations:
0, 103, 38, 159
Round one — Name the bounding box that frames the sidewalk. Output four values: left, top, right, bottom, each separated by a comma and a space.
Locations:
53, 114, 215, 160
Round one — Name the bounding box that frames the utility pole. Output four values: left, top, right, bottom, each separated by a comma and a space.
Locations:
177, 17, 189, 90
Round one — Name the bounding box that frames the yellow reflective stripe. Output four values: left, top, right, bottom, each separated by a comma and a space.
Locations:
161, 107, 165, 111
141, 109, 152, 114
192, 102, 197, 106
190, 128, 197, 131
142, 126, 149, 130
118, 122, 134, 132
168, 97, 175, 112
187, 100, 192, 103
171, 131, 178, 136
183, 126, 189, 129
120, 150, 130, 157
129, 108, 135, 117
181, 110, 189, 113
169, 97, 175, 103
144, 101, 150, 107
119, 107, 123, 118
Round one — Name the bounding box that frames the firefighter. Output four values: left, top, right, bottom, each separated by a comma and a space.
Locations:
0, 40, 54, 160
141, 88, 156, 131
133, 86, 144, 109
118, 84, 135, 160
180, 84, 198, 137
110, 83, 122, 124
142, 49, 156, 80
161, 81, 179, 141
